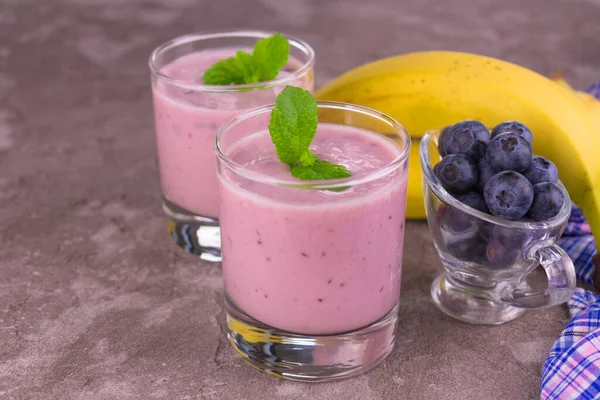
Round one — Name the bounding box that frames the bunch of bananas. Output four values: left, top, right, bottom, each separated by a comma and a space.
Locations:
315, 51, 600, 246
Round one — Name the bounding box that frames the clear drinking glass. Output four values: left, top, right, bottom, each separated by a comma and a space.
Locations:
148, 31, 315, 261
216, 102, 410, 381
420, 129, 576, 325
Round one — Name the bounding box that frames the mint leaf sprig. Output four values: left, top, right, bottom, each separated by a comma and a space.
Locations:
202, 33, 290, 85
268, 86, 352, 185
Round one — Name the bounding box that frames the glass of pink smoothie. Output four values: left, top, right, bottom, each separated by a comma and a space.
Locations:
148, 32, 314, 261
216, 101, 410, 381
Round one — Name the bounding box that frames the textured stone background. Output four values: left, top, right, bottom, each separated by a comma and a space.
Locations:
1, 0, 599, 399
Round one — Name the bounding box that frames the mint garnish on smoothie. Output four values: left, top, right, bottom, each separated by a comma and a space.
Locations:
269, 86, 352, 181
202, 33, 290, 85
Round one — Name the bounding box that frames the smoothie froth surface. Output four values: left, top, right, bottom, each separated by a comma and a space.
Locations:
224, 123, 404, 203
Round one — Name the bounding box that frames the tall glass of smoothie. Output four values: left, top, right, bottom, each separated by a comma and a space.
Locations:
216, 101, 410, 381
148, 32, 315, 261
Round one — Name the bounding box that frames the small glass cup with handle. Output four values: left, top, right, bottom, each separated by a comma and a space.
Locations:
420, 128, 576, 325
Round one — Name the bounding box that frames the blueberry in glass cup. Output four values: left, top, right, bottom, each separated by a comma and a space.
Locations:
420, 121, 576, 325
217, 88, 410, 381
149, 31, 314, 261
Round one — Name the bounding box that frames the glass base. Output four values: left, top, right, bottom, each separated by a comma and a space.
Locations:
431, 273, 526, 325
163, 198, 221, 262
224, 292, 398, 382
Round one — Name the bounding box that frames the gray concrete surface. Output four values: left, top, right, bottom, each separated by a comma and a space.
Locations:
1, 0, 599, 399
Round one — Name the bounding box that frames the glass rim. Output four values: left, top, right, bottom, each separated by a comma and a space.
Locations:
148, 30, 315, 93
216, 101, 411, 190
419, 130, 572, 229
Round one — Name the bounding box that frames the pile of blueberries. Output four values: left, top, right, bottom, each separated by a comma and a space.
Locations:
435, 120, 564, 222
433, 120, 566, 268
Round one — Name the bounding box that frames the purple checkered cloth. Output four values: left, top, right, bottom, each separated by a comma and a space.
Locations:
587, 81, 600, 100
541, 204, 599, 399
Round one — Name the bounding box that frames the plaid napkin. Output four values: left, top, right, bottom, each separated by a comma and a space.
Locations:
540, 82, 600, 399
588, 81, 600, 99
541, 206, 598, 399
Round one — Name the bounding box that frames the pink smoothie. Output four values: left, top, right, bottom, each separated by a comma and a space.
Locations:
219, 124, 408, 335
152, 49, 312, 218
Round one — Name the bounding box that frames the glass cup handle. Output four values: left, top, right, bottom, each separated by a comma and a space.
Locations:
499, 244, 576, 309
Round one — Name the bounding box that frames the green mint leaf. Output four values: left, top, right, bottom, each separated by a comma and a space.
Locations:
202, 58, 246, 85
297, 149, 318, 167
234, 51, 260, 84
253, 33, 290, 81
291, 160, 352, 180
269, 85, 353, 187
203, 34, 289, 85
203, 51, 259, 85
268, 86, 317, 165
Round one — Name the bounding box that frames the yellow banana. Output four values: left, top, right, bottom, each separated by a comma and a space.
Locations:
576, 91, 600, 120
551, 75, 600, 124
315, 51, 600, 247
405, 143, 422, 220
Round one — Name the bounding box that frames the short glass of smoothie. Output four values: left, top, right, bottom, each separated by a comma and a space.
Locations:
148, 32, 314, 261
216, 101, 410, 381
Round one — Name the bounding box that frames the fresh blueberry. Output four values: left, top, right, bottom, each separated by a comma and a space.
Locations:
486, 238, 519, 269
483, 171, 534, 220
447, 236, 488, 263
491, 225, 529, 249
493, 220, 547, 247
439, 205, 477, 235
491, 121, 533, 145
527, 182, 565, 221
456, 191, 489, 214
485, 133, 532, 172
434, 154, 478, 194
444, 209, 476, 235
476, 222, 492, 242
442, 120, 491, 160
487, 224, 529, 269
439, 203, 492, 243
438, 125, 452, 157
523, 156, 558, 185
477, 158, 496, 192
